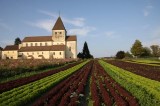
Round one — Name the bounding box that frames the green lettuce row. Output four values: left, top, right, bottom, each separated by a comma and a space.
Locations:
0, 60, 89, 106
99, 60, 160, 106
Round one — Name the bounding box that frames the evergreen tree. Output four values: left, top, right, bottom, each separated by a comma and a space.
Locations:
77, 52, 83, 59
83, 41, 91, 58
130, 40, 143, 57
141, 47, 151, 57
14, 37, 21, 45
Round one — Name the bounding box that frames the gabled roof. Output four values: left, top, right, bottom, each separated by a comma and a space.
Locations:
19, 45, 65, 52
22, 36, 52, 42
22, 35, 77, 42
66, 35, 77, 41
52, 17, 66, 30
3, 45, 18, 51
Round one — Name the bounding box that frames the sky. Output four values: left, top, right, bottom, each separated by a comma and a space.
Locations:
0, 0, 160, 58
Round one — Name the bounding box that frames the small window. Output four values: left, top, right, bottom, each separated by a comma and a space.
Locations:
59, 52, 61, 55
32, 52, 34, 55
59, 32, 62, 34
40, 43, 42, 46
69, 47, 71, 51
45, 43, 47, 46
31, 43, 33, 46
42, 52, 43, 54
55, 32, 57, 35
26, 43, 28, 47
53, 52, 55, 55
27, 53, 29, 55
35, 43, 37, 46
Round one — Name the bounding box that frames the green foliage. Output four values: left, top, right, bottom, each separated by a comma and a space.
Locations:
78, 41, 93, 59
116, 51, 125, 59
0, 60, 89, 106
99, 60, 160, 106
150, 45, 160, 57
131, 40, 143, 57
125, 51, 133, 58
14, 37, 21, 45
141, 47, 151, 57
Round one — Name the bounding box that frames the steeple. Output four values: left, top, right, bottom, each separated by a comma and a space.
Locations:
52, 17, 66, 30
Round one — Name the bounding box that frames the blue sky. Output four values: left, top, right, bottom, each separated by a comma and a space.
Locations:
0, 0, 160, 57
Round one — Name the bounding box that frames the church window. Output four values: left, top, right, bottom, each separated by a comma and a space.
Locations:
35, 43, 37, 46
59, 32, 62, 34
31, 43, 33, 46
69, 47, 71, 51
32, 52, 34, 55
45, 43, 47, 46
59, 52, 61, 55
42, 52, 43, 54
53, 52, 55, 55
26, 43, 28, 47
55, 32, 57, 35
40, 43, 42, 46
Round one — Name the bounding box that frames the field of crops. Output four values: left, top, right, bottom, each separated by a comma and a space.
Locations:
0, 59, 160, 106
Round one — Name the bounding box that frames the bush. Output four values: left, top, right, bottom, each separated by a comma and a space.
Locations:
116, 51, 125, 59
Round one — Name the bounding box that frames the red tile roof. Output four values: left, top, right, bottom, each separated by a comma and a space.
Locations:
22, 35, 76, 42
52, 17, 66, 30
3, 45, 18, 51
19, 45, 65, 52
22, 36, 52, 42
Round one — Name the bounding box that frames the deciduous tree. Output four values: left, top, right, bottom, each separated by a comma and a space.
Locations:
130, 40, 143, 57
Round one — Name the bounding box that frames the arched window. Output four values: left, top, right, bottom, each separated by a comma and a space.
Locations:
59, 52, 61, 55
69, 47, 71, 51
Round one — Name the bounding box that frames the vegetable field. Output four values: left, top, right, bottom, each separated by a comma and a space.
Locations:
0, 59, 160, 106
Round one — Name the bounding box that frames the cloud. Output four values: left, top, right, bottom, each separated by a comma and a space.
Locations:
143, 4, 153, 17
38, 10, 85, 27
26, 10, 95, 36
68, 26, 96, 36
26, 19, 54, 32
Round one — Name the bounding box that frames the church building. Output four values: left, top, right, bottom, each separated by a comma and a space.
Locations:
2, 17, 77, 59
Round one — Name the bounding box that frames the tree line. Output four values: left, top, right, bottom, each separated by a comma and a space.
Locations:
116, 39, 160, 59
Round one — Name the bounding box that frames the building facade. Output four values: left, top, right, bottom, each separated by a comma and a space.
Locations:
2, 17, 77, 59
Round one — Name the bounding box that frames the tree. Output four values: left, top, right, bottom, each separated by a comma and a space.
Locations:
14, 37, 21, 45
82, 41, 92, 59
125, 51, 133, 58
116, 51, 125, 59
77, 52, 83, 59
141, 47, 151, 57
150, 45, 160, 57
130, 40, 143, 57
0, 47, 3, 50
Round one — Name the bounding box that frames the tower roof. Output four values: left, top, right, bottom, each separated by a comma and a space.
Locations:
52, 17, 66, 30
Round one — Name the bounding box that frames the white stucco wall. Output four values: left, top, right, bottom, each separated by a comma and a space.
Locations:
66, 41, 77, 59
2, 50, 18, 59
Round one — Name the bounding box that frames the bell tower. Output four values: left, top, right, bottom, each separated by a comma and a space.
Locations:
52, 17, 66, 43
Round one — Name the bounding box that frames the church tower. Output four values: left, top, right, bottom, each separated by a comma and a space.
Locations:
52, 17, 66, 45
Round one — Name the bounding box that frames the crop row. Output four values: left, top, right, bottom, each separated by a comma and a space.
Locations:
0, 59, 76, 78
99, 60, 160, 106
0, 60, 89, 106
0, 61, 82, 93
106, 60, 160, 81
90, 61, 138, 106
32, 60, 93, 106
